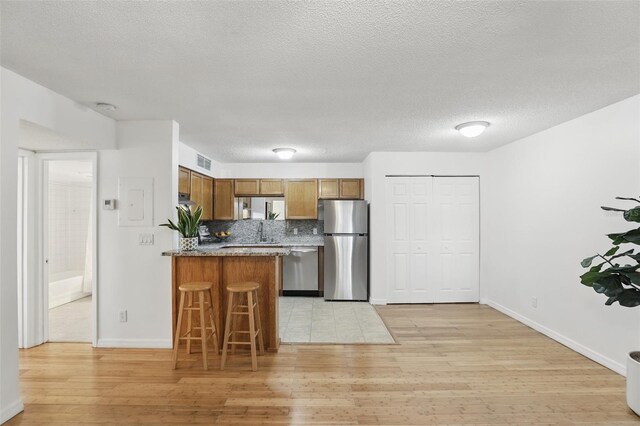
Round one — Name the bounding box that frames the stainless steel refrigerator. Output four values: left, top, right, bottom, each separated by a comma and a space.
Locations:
323, 200, 368, 301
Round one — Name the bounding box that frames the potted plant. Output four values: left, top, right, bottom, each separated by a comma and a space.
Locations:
161, 205, 203, 251
580, 196, 640, 415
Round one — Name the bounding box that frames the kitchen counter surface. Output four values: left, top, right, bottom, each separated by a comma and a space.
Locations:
162, 233, 324, 256
162, 246, 292, 257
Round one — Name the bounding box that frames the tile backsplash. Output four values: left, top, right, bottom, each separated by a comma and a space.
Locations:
203, 219, 323, 243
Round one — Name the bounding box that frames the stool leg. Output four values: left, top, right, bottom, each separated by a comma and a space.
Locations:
247, 291, 258, 371
172, 291, 186, 369
206, 288, 219, 353
186, 292, 193, 354
220, 291, 234, 370
253, 289, 265, 355
198, 291, 208, 370
231, 292, 241, 355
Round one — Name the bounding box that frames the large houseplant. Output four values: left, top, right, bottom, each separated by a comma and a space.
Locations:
580, 196, 640, 415
161, 205, 203, 250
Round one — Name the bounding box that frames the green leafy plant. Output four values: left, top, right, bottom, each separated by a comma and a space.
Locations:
580, 197, 640, 307
267, 212, 280, 220
160, 205, 203, 238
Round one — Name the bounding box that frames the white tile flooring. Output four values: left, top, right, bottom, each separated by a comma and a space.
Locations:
279, 297, 395, 344
48, 296, 92, 342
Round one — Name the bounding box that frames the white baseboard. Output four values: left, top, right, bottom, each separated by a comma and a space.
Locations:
479, 298, 489, 305
1, 398, 24, 424
369, 298, 387, 305
486, 299, 626, 376
96, 338, 171, 349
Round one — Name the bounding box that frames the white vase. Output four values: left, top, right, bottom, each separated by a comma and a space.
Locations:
628, 352, 640, 416
179, 237, 198, 251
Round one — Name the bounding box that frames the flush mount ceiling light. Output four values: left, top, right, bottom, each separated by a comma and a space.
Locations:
273, 148, 296, 160
455, 121, 490, 138
95, 102, 117, 112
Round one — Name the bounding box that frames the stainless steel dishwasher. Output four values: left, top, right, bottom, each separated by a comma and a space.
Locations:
283, 247, 319, 296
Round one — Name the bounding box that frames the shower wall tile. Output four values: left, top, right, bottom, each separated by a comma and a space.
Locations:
48, 183, 92, 278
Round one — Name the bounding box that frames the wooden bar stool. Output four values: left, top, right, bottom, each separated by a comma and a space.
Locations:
172, 282, 219, 370
220, 282, 265, 371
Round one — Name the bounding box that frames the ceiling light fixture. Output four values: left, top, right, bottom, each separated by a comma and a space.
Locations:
273, 148, 296, 160
95, 102, 118, 112
455, 121, 490, 138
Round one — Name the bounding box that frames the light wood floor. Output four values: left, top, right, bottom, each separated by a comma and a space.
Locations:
8, 304, 637, 425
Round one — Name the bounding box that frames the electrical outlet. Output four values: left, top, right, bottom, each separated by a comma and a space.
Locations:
138, 233, 154, 246
313, 228, 318, 235
293, 228, 298, 235
531, 297, 538, 308
119, 310, 128, 323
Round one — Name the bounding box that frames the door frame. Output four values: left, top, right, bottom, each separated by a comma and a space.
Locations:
35, 151, 99, 346
384, 174, 481, 304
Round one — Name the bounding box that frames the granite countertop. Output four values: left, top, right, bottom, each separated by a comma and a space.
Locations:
162, 234, 324, 257
162, 246, 292, 257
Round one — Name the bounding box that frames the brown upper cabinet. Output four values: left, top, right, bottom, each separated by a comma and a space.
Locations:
318, 179, 340, 199
259, 179, 284, 196
339, 179, 364, 199
234, 179, 260, 196
318, 178, 364, 200
189, 172, 213, 220
234, 178, 284, 196
201, 176, 213, 220
285, 179, 318, 219
178, 167, 191, 194
214, 179, 235, 220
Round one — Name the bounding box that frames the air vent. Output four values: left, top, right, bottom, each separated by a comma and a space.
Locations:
197, 154, 212, 171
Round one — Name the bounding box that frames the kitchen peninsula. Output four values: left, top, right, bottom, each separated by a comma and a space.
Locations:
162, 246, 290, 352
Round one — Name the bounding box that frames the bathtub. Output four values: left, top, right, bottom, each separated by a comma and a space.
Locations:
48, 270, 91, 309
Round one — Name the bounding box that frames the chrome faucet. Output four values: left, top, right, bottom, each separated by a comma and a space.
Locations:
258, 222, 267, 242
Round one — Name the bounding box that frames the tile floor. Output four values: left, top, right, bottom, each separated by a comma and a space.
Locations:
48, 296, 92, 342
279, 297, 395, 344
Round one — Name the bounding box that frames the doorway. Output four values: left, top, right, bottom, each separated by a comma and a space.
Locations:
385, 176, 480, 304
45, 159, 94, 342
17, 151, 98, 347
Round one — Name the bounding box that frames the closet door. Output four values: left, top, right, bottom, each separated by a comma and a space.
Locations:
432, 177, 480, 303
386, 177, 433, 303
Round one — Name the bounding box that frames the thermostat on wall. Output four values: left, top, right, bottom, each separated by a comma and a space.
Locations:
103, 199, 117, 210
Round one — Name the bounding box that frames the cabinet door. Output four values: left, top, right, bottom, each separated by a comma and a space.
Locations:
201, 176, 213, 220
190, 172, 203, 211
214, 179, 235, 220
260, 179, 284, 195
178, 167, 191, 194
285, 179, 318, 219
234, 179, 260, 196
318, 179, 340, 199
339, 179, 363, 199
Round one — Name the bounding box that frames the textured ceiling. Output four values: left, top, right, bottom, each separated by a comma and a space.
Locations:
2, 1, 639, 162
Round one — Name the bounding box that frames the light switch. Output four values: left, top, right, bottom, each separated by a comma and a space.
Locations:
138, 233, 154, 246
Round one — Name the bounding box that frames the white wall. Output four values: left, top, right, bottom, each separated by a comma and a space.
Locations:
178, 142, 217, 178
363, 152, 487, 304
218, 162, 363, 178
97, 121, 178, 348
483, 95, 640, 374
0, 67, 117, 423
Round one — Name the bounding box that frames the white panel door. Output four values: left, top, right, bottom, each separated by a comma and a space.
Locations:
386, 177, 433, 303
432, 177, 480, 303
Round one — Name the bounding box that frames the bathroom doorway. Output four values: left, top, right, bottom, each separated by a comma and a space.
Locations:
44, 159, 95, 342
